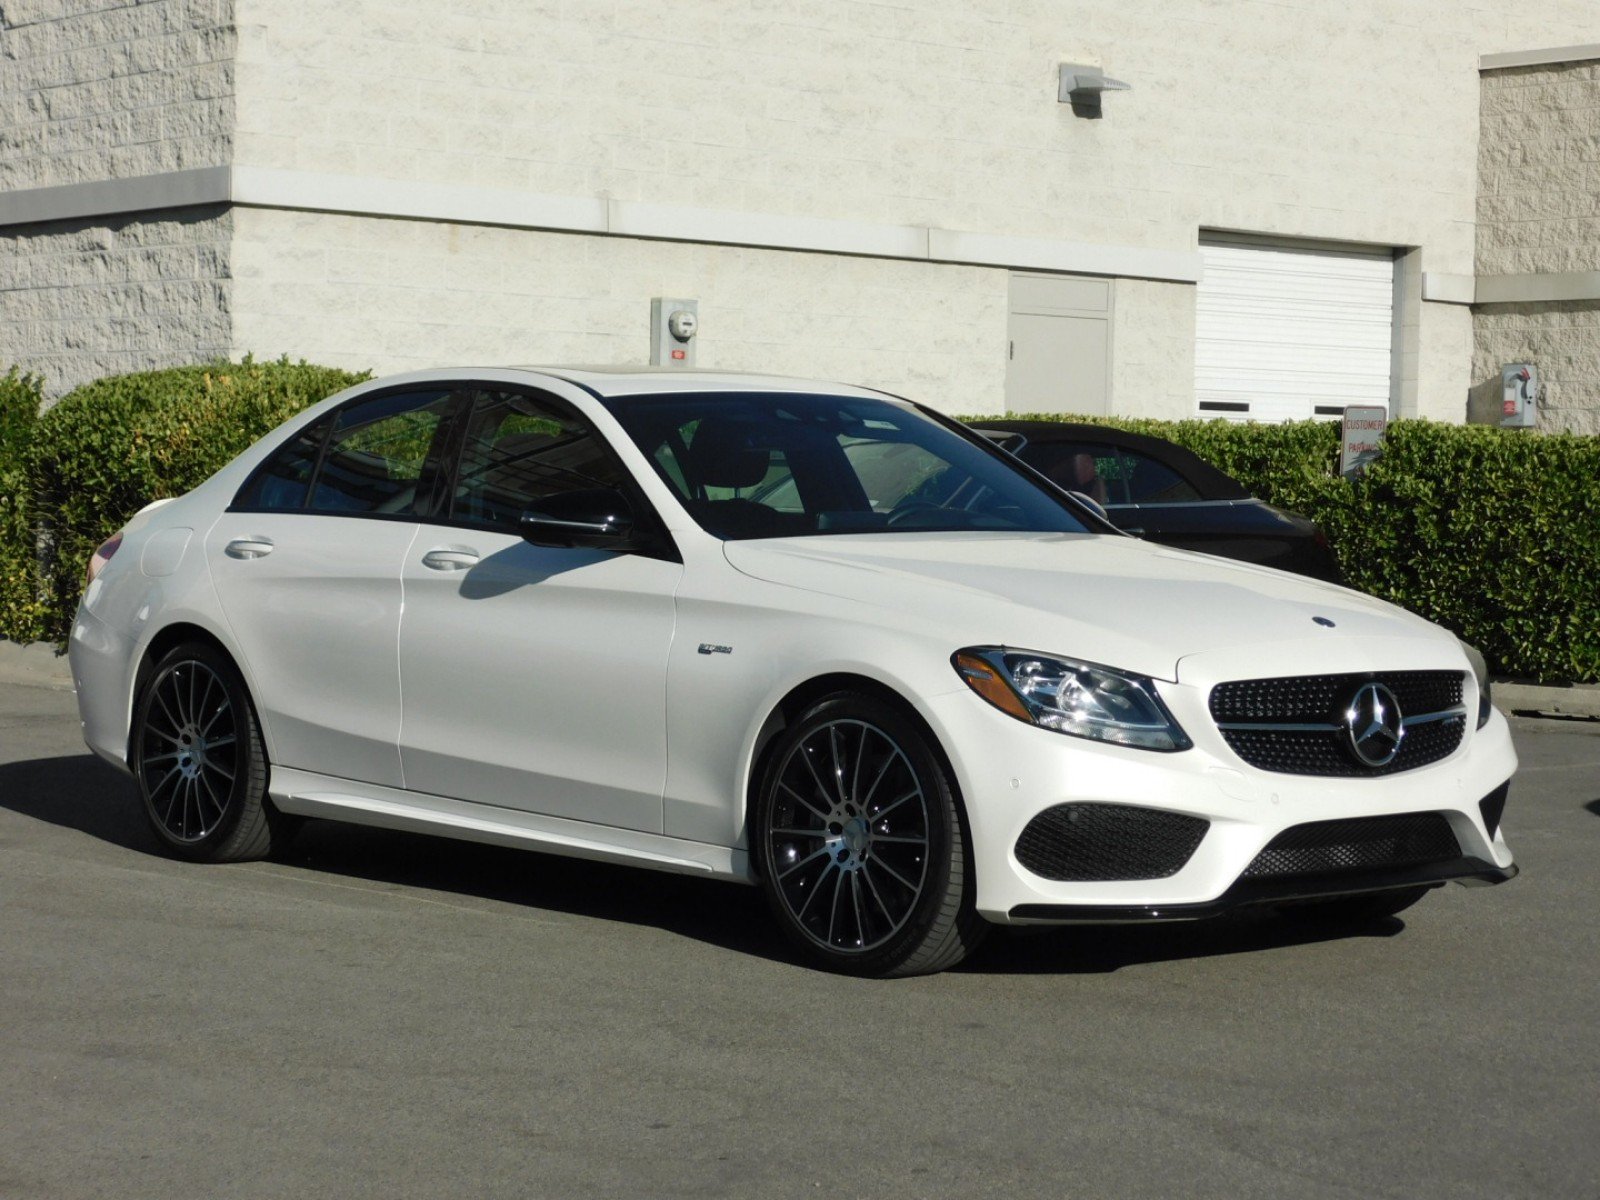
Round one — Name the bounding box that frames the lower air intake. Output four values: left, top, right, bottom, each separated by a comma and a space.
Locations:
1015, 803, 1209, 882
1243, 813, 1460, 879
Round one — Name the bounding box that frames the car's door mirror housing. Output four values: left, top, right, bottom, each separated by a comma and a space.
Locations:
519, 489, 636, 548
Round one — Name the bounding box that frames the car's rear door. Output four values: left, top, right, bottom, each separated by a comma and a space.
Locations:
205, 386, 458, 788
395, 387, 681, 833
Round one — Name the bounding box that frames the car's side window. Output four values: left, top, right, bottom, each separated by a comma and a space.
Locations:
308, 390, 455, 515
451, 390, 629, 529
1118, 449, 1203, 504
1024, 441, 1126, 506
234, 417, 333, 510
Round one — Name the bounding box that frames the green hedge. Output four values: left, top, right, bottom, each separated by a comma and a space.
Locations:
1, 362, 1594, 683
29, 358, 370, 642
0, 367, 45, 642
1002, 412, 1600, 683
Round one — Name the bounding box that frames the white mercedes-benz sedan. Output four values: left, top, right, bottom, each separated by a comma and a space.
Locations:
70, 368, 1517, 975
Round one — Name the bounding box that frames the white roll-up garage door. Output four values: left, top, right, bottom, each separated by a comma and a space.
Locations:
1195, 237, 1395, 423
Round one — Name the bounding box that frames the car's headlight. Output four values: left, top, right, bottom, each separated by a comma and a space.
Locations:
953, 647, 1191, 751
1460, 640, 1493, 729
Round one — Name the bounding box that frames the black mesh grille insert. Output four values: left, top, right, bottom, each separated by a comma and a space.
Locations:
1211, 672, 1463, 723
1209, 671, 1466, 776
1243, 813, 1461, 879
1015, 803, 1209, 882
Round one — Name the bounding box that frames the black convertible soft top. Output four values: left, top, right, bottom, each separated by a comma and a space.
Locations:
973, 420, 1253, 502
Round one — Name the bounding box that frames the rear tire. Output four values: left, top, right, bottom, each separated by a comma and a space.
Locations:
751, 692, 987, 977
130, 641, 284, 863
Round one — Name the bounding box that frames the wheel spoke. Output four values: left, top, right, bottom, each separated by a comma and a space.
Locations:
869, 834, 926, 845
859, 743, 898, 809
851, 872, 868, 947
825, 865, 845, 945
868, 854, 918, 893
778, 781, 831, 824
796, 737, 836, 810
142, 750, 182, 765
862, 865, 896, 925
771, 827, 826, 839
850, 723, 867, 804
205, 733, 236, 750
198, 771, 226, 819
195, 668, 215, 730
777, 844, 831, 881
201, 700, 232, 739
143, 721, 184, 745
148, 763, 181, 804
202, 759, 235, 782
827, 725, 848, 806
154, 688, 184, 737
794, 862, 834, 921
869, 788, 919, 823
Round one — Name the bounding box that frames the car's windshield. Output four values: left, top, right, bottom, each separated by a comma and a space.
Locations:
601, 391, 1093, 540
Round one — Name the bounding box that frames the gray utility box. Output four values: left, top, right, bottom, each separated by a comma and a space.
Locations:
1500, 363, 1538, 428
650, 298, 698, 368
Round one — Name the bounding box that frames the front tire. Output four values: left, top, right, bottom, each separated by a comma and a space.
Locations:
131, 641, 283, 863
751, 693, 986, 977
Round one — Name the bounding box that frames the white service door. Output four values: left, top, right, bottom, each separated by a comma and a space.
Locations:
1195, 238, 1395, 423
205, 514, 416, 788
396, 533, 681, 832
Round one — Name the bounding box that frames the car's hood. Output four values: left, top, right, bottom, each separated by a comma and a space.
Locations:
722, 532, 1448, 681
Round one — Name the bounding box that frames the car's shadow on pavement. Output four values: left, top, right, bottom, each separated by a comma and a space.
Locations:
2, 752, 1403, 976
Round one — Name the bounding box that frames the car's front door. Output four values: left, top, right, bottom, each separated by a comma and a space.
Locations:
206, 386, 458, 787
396, 388, 681, 833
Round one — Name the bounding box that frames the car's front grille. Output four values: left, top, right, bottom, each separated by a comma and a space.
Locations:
1209, 671, 1466, 776
1242, 813, 1461, 878
1014, 803, 1209, 882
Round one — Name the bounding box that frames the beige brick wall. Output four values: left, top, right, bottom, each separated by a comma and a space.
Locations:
1474, 55, 1600, 433
0, 207, 233, 395
230, 0, 1591, 270
223, 0, 1595, 422
1472, 302, 1600, 434
1110, 279, 1193, 421
0, 0, 235, 191
1478, 60, 1600, 277
230, 207, 1011, 413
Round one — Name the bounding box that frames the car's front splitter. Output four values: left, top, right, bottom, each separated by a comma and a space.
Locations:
1006, 857, 1517, 924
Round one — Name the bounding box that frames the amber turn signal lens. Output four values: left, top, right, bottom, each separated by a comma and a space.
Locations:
954, 652, 1033, 723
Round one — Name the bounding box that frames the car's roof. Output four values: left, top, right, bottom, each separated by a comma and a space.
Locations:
363, 365, 898, 401
976, 419, 1252, 501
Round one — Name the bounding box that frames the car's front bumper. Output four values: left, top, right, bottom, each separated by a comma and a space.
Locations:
925, 679, 1518, 926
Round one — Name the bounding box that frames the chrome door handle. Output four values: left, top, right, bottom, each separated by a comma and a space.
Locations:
420, 548, 480, 572
224, 537, 275, 560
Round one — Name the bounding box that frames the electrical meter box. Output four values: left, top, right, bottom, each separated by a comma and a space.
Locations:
651, 298, 698, 368
1500, 363, 1538, 428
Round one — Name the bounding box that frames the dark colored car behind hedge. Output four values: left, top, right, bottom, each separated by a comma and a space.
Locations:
976, 421, 1342, 583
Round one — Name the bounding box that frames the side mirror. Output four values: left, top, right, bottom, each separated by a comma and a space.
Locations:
519, 489, 635, 548
1067, 489, 1110, 523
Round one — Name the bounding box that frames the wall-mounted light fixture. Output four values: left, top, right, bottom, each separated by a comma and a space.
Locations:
1058, 63, 1131, 118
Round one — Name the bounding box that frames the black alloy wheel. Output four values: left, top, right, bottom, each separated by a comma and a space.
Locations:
131, 641, 283, 862
752, 692, 986, 977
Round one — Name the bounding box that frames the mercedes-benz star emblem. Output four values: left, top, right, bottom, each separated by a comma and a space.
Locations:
1343, 682, 1405, 767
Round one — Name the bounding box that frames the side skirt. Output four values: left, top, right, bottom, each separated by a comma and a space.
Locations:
269, 767, 753, 882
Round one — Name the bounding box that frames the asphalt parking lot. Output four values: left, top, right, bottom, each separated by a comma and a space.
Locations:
2, 680, 1597, 1200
